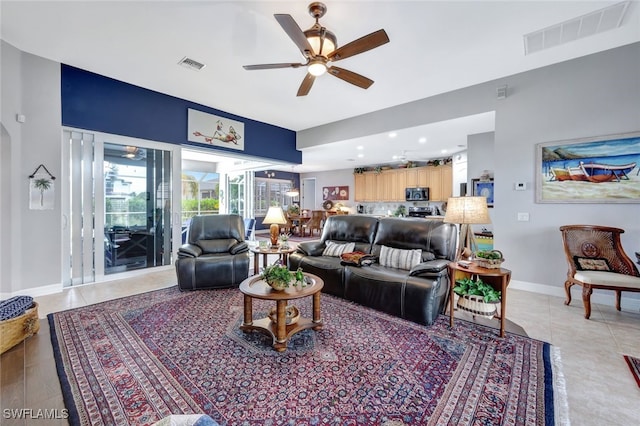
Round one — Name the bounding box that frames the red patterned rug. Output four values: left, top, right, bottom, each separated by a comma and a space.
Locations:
49, 287, 568, 425
624, 355, 640, 387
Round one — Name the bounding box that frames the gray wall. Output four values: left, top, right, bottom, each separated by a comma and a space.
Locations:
299, 43, 640, 307
1, 41, 62, 294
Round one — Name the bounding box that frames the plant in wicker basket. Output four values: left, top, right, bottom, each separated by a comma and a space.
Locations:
260, 261, 305, 291
453, 277, 501, 318
474, 250, 504, 269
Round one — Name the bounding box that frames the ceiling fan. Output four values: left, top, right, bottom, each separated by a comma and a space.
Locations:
392, 150, 426, 164
243, 2, 390, 96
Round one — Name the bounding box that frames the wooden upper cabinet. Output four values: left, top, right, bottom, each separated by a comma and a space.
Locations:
354, 173, 366, 201
352, 164, 452, 202
405, 168, 418, 187
364, 172, 377, 201
428, 167, 443, 201
440, 165, 453, 202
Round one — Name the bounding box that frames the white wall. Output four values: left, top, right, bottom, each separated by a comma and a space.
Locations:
1, 41, 62, 295
301, 169, 355, 212
299, 43, 640, 307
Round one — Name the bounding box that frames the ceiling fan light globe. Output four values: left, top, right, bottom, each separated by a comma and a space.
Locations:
308, 61, 327, 76
304, 27, 337, 57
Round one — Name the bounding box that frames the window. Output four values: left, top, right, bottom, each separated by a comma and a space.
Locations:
254, 178, 295, 215
181, 171, 220, 222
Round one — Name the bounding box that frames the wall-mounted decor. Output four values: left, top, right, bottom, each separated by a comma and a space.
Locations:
536, 131, 640, 203
472, 179, 494, 207
29, 164, 56, 210
187, 109, 244, 151
323, 186, 349, 201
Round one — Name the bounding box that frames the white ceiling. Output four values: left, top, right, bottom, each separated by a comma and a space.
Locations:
2, 1, 638, 172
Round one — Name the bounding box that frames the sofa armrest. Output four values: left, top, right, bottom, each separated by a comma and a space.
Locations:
178, 244, 202, 258
296, 240, 325, 256
409, 259, 450, 277
230, 241, 249, 255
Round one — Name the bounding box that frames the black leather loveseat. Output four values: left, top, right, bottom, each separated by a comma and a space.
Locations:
288, 215, 457, 325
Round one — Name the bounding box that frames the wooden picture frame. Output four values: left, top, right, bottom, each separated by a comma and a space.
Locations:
535, 131, 640, 203
472, 179, 494, 207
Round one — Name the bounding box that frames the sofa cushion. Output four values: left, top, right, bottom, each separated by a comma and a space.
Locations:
379, 245, 422, 270
323, 241, 356, 257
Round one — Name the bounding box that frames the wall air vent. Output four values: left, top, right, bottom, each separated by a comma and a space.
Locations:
178, 57, 206, 71
524, 1, 630, 55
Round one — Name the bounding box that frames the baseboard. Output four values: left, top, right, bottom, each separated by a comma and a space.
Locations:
1, 283, 64, 300
510, 279, 640, 312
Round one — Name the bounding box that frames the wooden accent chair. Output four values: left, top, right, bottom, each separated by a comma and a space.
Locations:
280, 212, 298, 236
301, 210, 324, 237
560, 225, 640, 319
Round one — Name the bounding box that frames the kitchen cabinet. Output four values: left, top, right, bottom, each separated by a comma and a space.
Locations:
353, 164, 452, 202
354, 173, 366, 201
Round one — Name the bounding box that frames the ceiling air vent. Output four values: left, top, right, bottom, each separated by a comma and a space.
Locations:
178, 57, 206, 71
523, 1, 630, 55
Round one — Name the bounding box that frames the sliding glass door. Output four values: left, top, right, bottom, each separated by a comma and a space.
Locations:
63, 130, 181, 286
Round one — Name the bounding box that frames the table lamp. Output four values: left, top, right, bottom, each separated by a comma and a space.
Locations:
262, 206, 287, 247
443, 196, 491, 261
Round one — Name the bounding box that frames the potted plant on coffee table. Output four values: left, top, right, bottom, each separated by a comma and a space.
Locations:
453, 277, 502, 318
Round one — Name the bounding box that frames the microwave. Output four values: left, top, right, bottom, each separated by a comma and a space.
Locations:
405, 187, 429, 201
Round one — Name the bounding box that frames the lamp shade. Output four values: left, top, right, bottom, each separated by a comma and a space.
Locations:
262, 206, 287, 225
443, 196, 491, 225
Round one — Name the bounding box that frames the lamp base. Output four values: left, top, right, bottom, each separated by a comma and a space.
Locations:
269, 224, 280, 247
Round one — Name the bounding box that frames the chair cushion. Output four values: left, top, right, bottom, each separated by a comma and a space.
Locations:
573, 256, 611, 271
574, 271, 640, 289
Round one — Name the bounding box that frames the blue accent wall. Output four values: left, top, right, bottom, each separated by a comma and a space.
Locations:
61, 64, 301, 163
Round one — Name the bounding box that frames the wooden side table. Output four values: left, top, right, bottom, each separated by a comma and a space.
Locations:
250, 246, 296, 275
448, 262, 512, 337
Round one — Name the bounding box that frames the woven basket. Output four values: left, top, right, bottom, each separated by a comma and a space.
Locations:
0, 302, 40, 355
456, 295, 497, 318
474, 250, 504, 269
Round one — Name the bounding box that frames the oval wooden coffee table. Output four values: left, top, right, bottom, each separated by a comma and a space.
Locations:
239, 273, 324, 352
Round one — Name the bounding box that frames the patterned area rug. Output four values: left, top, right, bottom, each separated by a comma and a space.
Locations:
49, 287, 568, 425
623, 355, 640, 387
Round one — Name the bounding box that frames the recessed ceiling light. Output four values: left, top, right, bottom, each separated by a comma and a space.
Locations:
418, 137, 427, 144
441, 149, 448, 154
356, 145, 364, 150
357, 153, 364, 158
388, 132, 397, 138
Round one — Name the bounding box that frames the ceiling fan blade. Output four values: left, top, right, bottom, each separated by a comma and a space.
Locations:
328, 29, 389, 62
274, 14, 314, 57
297, 73, 316, 96
328, 66, 374, 89
243, 63, 304, 70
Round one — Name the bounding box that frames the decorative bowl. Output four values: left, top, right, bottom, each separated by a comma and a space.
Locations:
268, 305, 300, 325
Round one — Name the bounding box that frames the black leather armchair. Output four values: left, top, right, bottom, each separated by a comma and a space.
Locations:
175, 214, 250, 290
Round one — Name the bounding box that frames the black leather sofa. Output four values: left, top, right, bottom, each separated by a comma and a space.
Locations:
288, 215, 457, 325
175, 214, 250, 290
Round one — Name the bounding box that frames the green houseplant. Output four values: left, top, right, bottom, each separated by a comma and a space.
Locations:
453, 277, 501, 303
453, 276, 501, 318
260, 262, 304, 291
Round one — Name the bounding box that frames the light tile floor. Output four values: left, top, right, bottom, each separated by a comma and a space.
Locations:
2, 266, 639, 425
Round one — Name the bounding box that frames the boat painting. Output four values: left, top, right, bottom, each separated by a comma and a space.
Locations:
536, 132, 640, 203
550, 161, 636, 183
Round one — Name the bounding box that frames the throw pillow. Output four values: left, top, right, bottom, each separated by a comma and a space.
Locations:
573, 256, 611, 271
379, 246, 422, 270
322, 241, 356, 257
